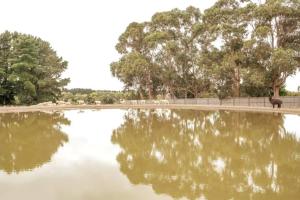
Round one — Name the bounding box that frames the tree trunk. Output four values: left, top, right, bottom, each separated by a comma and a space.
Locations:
233, 81, 240, 97
138, 89, 144, 100
146, 73, 153, 100
273, 83, 280, 98
168, 86, 175, 99
146, 81, 153, 100
148, 89, 153, 100
194, 86, 199, 98
233, 67, 240, 97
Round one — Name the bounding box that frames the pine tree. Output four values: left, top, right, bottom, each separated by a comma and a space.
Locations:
0, 31, 69, 105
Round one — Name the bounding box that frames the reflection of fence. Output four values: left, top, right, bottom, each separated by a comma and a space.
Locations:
122, 96, 300, 108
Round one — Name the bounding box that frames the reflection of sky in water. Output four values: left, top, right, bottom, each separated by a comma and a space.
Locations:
284, 114, 300, 140
55, 109, 125, 165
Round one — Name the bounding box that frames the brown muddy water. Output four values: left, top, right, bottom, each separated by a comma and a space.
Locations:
0, 109, 300, 200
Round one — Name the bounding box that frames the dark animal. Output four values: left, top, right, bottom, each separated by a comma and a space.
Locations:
269, 96, 283, 108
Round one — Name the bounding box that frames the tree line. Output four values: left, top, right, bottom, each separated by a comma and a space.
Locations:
0, 31, 69, 105
111, 0, 300, 99
61, 88, 138, 104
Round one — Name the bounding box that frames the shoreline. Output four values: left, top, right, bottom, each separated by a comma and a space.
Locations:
0, 104, 300, 114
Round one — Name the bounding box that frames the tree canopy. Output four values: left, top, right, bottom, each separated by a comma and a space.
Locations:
111, 0, 300, 99
0, 31, 69, 105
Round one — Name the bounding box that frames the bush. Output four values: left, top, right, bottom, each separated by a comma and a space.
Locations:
84, 95, 96, 104
100, 95, 116, 104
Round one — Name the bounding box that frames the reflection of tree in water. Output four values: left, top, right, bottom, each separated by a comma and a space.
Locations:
0, 112, 70, 173
112, 109, 300, 200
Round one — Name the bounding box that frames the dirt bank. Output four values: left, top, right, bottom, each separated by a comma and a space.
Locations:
0, 104, 300, 114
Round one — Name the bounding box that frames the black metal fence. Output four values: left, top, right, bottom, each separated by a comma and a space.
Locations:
122, 96, 300, 108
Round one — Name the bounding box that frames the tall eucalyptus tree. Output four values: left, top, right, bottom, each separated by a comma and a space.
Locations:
251, 0, 300, 97
111, 22, 161, 99
149, 6, 211, 98
204, 0, 255, 97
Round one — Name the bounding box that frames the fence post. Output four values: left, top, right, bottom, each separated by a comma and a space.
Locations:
248, 97, 250, 107
264, 97, 265, 107
233, 98, 235, 106
207, 98, 210, 105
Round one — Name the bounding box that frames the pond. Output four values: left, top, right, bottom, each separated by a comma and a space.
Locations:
0, 109, 300, 200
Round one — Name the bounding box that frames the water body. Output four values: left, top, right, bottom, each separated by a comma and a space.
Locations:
0, 109, 299, 200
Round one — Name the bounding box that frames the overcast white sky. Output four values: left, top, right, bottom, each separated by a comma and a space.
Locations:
0, 0, 299, 91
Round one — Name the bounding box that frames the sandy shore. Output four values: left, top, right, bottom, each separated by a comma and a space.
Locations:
0, 104, 300, 114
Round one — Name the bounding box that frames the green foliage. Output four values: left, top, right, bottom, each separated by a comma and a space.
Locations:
267, 48, 298, 84
111, 1, 300, 99
100, 94, 116, 104
286, 91, 300, 96
60, 89, 133, 104
67, 88, 95, 95
0, 31, 69, 105
84, 94, 96, 104
280, 86, 288, 96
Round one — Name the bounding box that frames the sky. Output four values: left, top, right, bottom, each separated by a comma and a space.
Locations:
0, 0, 299, 91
